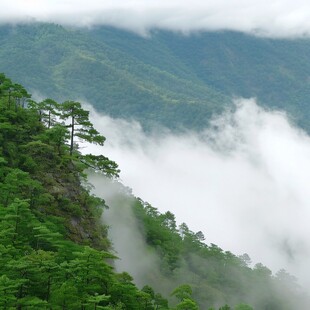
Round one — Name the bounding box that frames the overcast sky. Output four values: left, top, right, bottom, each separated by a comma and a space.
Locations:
2, 0, 310, 37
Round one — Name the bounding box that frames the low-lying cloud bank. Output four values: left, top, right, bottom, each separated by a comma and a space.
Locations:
85, 99, 310, 286
89, 176, 163, 289
3, 0, 310, 37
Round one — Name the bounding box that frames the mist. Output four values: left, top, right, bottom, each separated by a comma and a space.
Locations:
88, 174, 182, 296
88, 176, 158, 285
84, 99, 310, 287
3, 0, 310, 38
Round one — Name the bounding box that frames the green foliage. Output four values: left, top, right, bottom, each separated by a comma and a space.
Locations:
130, 191, 308, 309
0, 275, 19, 308
60, 100, 105, 154
82, 154, 120, 178
234, 304, 253, 310
171, 284, 193, 302
0, 73, 307, 309
0, 23, 229, 130
0, 74, 166, 309
175, 298, 199, 310
3, 23, 310, 131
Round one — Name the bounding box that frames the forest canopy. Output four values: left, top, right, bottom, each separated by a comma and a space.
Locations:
0, 73, 307, 309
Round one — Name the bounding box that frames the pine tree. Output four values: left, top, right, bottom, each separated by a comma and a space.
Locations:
60, 101, 105, 156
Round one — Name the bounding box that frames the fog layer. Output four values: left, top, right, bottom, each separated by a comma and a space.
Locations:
86, 99, 310, 285
89, 176, 163, 288
3, 0, 310, 37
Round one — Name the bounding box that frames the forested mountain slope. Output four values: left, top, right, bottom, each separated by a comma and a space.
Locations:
0, 73, 169, 309
0, 23, 227, 130
0, 74, 308, 309
1, 23, 310, 130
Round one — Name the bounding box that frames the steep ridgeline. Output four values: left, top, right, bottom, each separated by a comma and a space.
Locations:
0, 73, 171, 309
0, 74, 307, 309
2, 23, 310, 131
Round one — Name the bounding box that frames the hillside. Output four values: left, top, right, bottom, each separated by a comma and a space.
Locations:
0, 23, 227, 130
0, 73, 309, 309
1, 23, 310, 130
0, 73, 169, 309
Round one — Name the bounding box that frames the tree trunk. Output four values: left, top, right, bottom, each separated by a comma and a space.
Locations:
70, 114, 75, 156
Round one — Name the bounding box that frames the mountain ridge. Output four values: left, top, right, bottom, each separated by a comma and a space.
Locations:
2, 22, 310, 131
0, 72, 308, 308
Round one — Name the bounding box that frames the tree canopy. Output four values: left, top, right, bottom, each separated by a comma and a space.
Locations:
0, 73, 307, 309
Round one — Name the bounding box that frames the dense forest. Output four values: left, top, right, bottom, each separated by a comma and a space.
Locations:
0, 73, 308, 309
2, 23, 310, 131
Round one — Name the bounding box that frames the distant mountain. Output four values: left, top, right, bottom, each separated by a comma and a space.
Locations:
1, 23, 310, 130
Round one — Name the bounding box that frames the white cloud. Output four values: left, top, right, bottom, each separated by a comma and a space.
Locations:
2, 0, 310, 37
88, 176, 163, 288
85, 99, 310, 286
